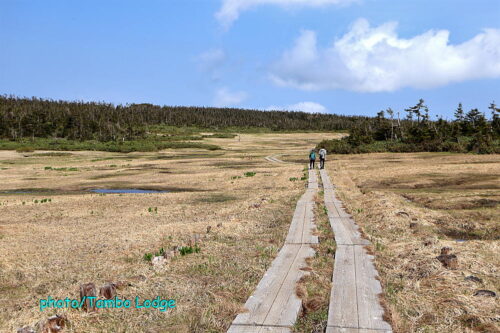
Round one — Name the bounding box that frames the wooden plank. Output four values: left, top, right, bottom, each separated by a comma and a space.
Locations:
286, 190, 317, 244
354, 246, 392, 331
328, 216, 352, 245
330, 217, 370, 246
327, 245, 358, 329
326, 328, 392, 333
228, 324, 292, 333
263, 245, 315, 326
232, 244, 300, 325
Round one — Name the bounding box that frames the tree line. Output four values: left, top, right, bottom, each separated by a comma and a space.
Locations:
0, 95, 366, 141
319, 99, 500, 154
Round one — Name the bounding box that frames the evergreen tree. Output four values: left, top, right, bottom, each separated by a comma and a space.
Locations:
454, 103, 464, 122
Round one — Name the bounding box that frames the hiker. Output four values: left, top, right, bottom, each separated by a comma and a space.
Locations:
319, 148, 327, 169
309, 149, 316, 169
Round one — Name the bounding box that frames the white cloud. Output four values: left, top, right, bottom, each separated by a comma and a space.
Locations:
197, 49, 226, 80
213, 87, 248, 107
270, 19, 500, 92
266, 101, 328, 113
216, 0, 357, 29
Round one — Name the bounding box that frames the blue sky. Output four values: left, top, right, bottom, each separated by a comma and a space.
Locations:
1, 0, 499, 118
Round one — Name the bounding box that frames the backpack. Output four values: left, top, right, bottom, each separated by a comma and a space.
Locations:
309, 152, 316, 159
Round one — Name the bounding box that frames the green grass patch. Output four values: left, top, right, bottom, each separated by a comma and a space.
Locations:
195, 194, 237, 203
44, 166, 78, 171
0, 138, 221, 153
15, 146, 34, 153
179, 245, 201, 256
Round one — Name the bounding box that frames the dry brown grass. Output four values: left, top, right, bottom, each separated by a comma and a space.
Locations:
293, 190, 335, 333
0, 132, 340, 332
324, 152, 499, 333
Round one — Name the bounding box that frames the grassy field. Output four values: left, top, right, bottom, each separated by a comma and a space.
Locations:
318, 153, 499, 332
0, 132, 340, 332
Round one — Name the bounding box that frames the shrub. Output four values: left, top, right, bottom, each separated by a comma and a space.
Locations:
16, 146, 34, 153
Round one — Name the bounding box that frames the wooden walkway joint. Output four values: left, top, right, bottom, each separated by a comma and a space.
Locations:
228, 169, 319, 333
319, 169, 392, 333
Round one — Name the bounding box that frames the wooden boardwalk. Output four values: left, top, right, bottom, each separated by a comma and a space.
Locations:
227, 169, 318, 333
320, 168, 392, 333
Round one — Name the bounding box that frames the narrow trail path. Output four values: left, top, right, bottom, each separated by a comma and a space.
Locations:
320, 168, 392, 333
227, 169, 318, 333
264, 154, 285, 163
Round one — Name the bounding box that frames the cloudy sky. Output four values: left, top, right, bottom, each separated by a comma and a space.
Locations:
1, 0, 499, 118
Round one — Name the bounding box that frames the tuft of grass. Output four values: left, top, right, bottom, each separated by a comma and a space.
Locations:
143, 253, 153, 261
44, 166, 78, 171
244, 172, 256, 177
179, 245, 201, 256
155, 247, 165, 257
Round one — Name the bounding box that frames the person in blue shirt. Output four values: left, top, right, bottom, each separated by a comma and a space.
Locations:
309, 149, 316, 169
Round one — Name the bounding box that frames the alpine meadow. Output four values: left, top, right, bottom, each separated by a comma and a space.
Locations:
1, 1, 499, 333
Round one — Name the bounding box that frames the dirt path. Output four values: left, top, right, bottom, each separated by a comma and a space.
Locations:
227, 169, 319, 332
264, 154, 285, 163
319, 168, 392, 333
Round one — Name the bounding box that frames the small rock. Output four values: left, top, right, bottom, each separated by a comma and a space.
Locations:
206, 226, 212, 233
473, 290, 496, 297
437, 254, 458, 269
130, 275, 147, 282
79, 283, 97, 312
409, 222, 418, 229
152, 256, 167, 267
164, 250, 175, 260
440, 247, 452, 255
114, 280, 132, 289
193, 233, 202, 244
217, 222, 223, 228
39, 315, 67, 333
17, 327, 35, 333
396, 211, 410, 217
99, 282, 117, 299
465, 275, 483, 284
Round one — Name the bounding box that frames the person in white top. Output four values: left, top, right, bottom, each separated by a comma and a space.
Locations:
319, 148, 327, 169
